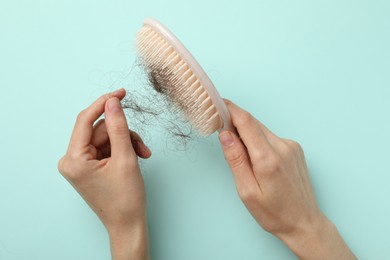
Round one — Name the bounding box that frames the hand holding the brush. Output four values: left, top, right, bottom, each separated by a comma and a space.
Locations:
218, 100, 356, 260
58, 89, 150, 260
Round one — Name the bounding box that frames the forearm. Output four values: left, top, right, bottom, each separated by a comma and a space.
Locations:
108, 219, 150, 260
278, 215, 356, 260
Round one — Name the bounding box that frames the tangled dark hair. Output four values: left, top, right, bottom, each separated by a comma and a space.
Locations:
115, 59, 201, 151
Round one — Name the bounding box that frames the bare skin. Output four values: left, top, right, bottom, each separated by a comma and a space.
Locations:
218, 99, 356, 259
58, 90, 356, 259
58, 89, 150, 260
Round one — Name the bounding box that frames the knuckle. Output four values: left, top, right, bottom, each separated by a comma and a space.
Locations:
251, 148, 269, 162
57, 156, 82, 181
57, 156, 65, 173
66, 170, 83, 182
254, 152, 282, 174
261, 221, 279, 234
235, 110, 254, 126
77, 109, 88, 122
282, 139, 303, 156
238, 187, 252, 202
284, 139, 300, 149
281, 143, 295, 157
237, 186, 258, 205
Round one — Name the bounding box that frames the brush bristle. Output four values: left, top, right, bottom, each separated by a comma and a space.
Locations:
135, 25, 222, 136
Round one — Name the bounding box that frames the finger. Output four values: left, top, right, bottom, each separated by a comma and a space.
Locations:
104, 97, 135, 160
91, 119, 108, 148
219, 130, 262, 196
97, 142, 111, 160
130, 130, 152, 159
223, 99, 280, 142
94, 135, 151, 160
68, 89, 126, 152
91, 120, 151, 159
223, 99, 272, 161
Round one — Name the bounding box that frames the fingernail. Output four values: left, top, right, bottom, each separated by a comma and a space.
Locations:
107, 98, 121, 113
219, 131, 234, 147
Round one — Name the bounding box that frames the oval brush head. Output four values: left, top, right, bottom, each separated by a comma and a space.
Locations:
135, 18, 234, 136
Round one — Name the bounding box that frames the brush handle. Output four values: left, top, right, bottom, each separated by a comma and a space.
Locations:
217, 101, 237, 135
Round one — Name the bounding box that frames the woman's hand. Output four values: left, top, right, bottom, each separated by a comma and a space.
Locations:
58, 89, 150, 260
218, 100, 356, 260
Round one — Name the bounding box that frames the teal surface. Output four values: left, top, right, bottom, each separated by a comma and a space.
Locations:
1, 0, 389, 259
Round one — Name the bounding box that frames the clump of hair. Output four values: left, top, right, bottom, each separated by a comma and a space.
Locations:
118, 58, 200, 150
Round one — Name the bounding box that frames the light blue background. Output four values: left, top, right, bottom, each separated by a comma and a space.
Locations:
1, 0, 389, 259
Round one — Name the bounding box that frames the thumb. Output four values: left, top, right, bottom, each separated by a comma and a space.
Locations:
219, 130, 258, 192
219, 131, 250, 169
104, 97, 135, 159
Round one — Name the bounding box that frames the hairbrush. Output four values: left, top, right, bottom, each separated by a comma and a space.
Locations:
135, 18, 235, 136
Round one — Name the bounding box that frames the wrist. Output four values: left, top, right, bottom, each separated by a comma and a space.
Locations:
108, 218, 149, 260
277, 213, 356, 260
